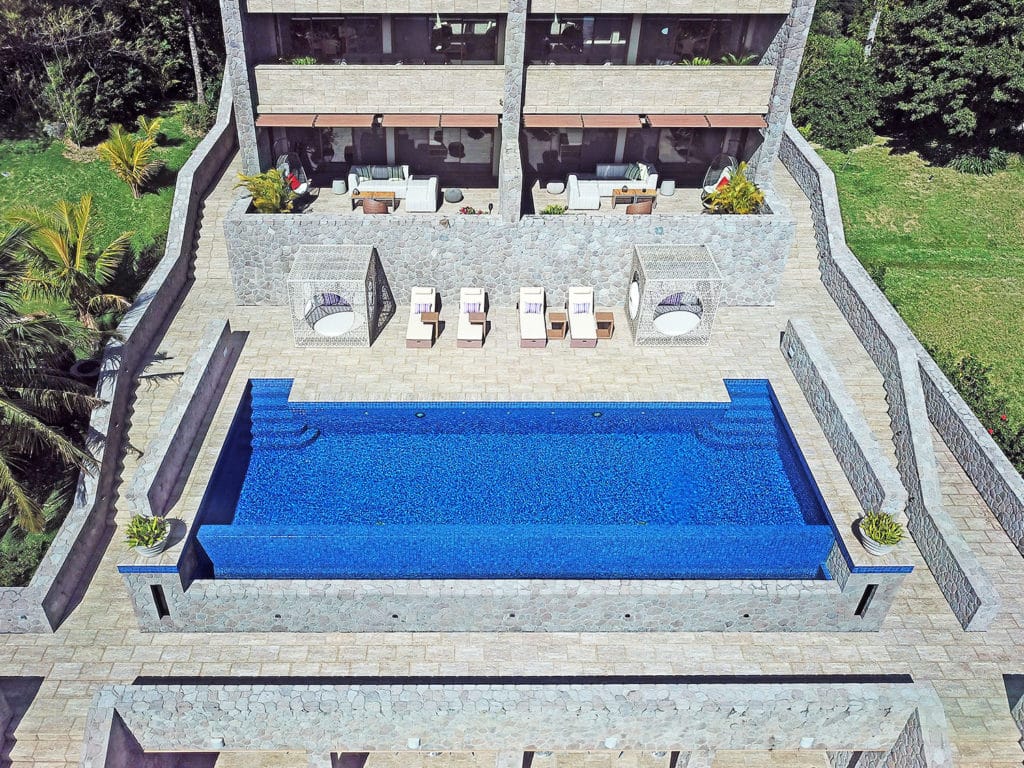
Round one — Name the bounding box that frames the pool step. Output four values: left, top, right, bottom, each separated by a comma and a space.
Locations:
250, 423, 320, 451
696, 409, 778, 450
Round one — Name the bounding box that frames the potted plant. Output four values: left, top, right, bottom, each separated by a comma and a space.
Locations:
125, 514, 170, 557
856, 511, 904, 556
702, 162, 765, 214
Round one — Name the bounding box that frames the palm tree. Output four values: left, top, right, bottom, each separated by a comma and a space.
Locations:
0, 225, 99, 533
6, 194, 134, 331
96, 118, 164, 199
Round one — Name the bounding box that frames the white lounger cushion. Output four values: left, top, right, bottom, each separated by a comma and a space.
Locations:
519, 287, 546, 340
458, 288, 486, 341
567, 286, 597, 341
406, 287, 436, 341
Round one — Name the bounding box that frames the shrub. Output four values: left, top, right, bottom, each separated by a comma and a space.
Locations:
540, 204, 567, 215
703, 162, 765, 214
677, 57, 713, 65
96, 118, 164, 199
946, 147, 1010, 175
792, 35, 880, 152
929, 348, 1024, 475
124, 514, 168, 548
458, 206, 485, 214
235, 169, 296, 213
718, 53, 757, 65
861, 511, 904, 545
181, 100, 216, 137
289, 56, 318, 65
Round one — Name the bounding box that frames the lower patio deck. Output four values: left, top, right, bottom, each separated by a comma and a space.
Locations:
3, 153, 1024, 768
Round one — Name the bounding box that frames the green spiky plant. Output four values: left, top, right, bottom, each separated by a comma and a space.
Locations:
860, 511, 904, 546
235, 169, 296, 214
704, 162, 765, 215
124, 514, 168, 548
719, 53, 758, 65
96, 117, 165, 199
0, 224, 99, 534
678, 56, 713, 65
540, 204, 567, 215
5, 195, 133, 332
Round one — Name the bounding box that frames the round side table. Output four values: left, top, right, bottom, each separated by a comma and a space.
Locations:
546, 181, 566, 195
332, 178, 348, 195
660, 179, 676, 197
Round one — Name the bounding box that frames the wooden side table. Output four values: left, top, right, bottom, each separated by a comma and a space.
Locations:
596, 311, 615, 339
420, 311, 440, 340
352, 191, 397, 210
547, 311, 567, 340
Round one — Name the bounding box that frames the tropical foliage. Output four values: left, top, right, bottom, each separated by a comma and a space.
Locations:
236, 169, 297, 214
798, 0, 1024, 166
124, 514, 169, 548
704, 163, 765, 214
0, 224, 99, 535
861, 511, 904, 546
0, 0, 224, 142
6, 195, 133, 330
793, 35, 881, 152
97, 117, 165, 199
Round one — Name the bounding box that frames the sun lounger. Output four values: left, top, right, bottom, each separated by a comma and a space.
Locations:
457, 287, 487, 348
518, 287, 547, 348
406, 287, 438, 349
567, 286, 597, 348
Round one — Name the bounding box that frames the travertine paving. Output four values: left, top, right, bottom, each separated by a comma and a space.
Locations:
2, 156, 1023, 768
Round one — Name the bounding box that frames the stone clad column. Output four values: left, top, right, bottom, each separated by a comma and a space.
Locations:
498, 0, 528, 222
748, 0, 814, 188
220, 0, 264, 174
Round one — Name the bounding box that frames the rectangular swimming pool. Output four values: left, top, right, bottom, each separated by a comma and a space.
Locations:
195, 379, 837, 579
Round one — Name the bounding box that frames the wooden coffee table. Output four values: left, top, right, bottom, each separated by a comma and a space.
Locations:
351, 190, 397, 210
596, 311, 615, 339
611, 188, 657, 208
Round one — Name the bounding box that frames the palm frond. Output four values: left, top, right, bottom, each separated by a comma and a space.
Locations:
0, 453, 45, 533
0, 397, 97, 470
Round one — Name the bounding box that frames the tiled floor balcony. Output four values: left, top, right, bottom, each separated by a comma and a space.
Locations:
529, 182, 705, 215
298, 185, 500, 217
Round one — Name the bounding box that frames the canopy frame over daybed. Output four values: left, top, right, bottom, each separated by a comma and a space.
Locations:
287, 245, 395, 347
626, 244, 723, 346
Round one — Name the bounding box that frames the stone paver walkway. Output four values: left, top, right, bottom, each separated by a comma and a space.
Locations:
1, 156, 1023, 768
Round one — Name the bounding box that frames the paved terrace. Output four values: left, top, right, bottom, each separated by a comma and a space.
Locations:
1, 156, 1023, 768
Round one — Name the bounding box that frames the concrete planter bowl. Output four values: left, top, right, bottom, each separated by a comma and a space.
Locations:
133, 538, 169, 558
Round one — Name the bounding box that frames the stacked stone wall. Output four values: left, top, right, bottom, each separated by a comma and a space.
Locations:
224, 203, 795, 308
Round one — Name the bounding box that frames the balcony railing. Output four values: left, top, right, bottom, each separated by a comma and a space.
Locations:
254, 64, 506, 115
523, 64, 775, 116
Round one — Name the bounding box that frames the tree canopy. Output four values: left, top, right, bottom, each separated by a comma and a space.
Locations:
874, 0, 1024, 153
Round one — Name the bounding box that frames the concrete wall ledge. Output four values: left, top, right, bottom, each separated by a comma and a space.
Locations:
782, 318, 907, 521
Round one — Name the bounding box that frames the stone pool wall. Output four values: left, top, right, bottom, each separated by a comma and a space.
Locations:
0, 76, 238, 634
120, 539, 908, 632
222, 200, 795, 309
779, 121, 1001, 631
80, 681, 951, 767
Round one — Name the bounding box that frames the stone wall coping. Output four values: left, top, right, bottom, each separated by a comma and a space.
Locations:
0, 69, 238, 633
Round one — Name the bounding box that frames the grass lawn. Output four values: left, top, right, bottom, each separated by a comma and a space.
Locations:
818, 139, 1024, 422
0, 105, 202, 586
0, 106, 201, 253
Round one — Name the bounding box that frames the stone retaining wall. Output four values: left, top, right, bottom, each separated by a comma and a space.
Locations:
223, 202, 795, 309
80, 682, 951, 766
778, 121, 1001, 631
119, 540, 910, 631
0, 75, 238, 634
125, 320, 242, 518
782, 318, 907, 520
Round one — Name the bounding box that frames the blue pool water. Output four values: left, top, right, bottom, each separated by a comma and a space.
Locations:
195, 379, 837, 579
